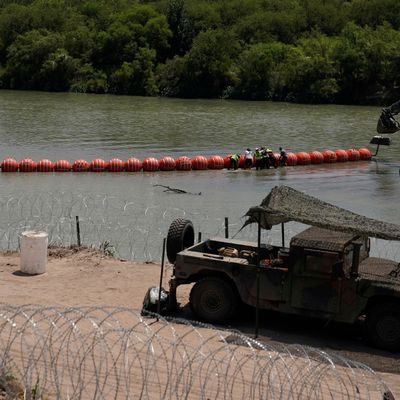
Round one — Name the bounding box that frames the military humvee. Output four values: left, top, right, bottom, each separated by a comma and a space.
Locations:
165, 186, 400, 351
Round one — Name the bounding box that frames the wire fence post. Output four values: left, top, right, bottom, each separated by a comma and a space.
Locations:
75, 216, 81, 247
225, 217, 229, 238
255, 212, 261, 338
157, 237, 167, 321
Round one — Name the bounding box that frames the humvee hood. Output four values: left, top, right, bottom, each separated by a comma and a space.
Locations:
359, 257, 400, 281
244, 186, 400, 241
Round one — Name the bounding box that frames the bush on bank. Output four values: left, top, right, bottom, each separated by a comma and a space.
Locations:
0, 0, 400, 104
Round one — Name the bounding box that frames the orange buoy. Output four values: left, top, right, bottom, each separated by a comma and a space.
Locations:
191, 155, 208, 170
108, 158, 124, 172
90, 158, 107, 172
1, 158, 19, 172
142, 157, 159, 171
19, 158, 36, 172
296, 152, 311, 165
346, 149, 360, 161
358, 148, 372, 160
223, 156, 231, 169
175, 156, 191, 171
238, 155, 246, 168
322, 150, 337, 163
309, 151, 324, 164
54, 159, 71, 172
37, 159, 54, 172
72, 159, 89, 172
125, 157, 141, 172
335, 149, 348, 162
286, 152, 297, 166
159, 156, 176, 171
207, 155, 224, 169
273, 152, 281, 166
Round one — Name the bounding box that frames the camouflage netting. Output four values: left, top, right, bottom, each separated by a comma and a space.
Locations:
244, 186, 400, 241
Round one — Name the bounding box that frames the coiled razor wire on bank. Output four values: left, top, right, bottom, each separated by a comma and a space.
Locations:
0, 304, 393, 399
0, 192, 399, 262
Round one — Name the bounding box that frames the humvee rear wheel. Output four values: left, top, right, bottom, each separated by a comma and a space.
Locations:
190, 277, 238, 323
166, 219, 195, 263
366, 302, 400, 351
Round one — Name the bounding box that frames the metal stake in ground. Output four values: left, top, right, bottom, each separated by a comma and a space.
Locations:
157, 238, 167, 320
225, 217, 229, 238
255, 213, 261, 338
76, 216, 81, 247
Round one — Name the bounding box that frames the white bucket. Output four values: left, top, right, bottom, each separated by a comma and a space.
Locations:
20, 231, 48, 275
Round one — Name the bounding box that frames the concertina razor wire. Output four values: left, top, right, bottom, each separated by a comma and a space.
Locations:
0, 304, 393, 399
0, 192, 399, 262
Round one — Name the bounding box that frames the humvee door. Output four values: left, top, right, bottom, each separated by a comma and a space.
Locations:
290, 248, 343, 314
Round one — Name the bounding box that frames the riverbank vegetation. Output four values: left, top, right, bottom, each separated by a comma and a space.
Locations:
1, 0, 400, 104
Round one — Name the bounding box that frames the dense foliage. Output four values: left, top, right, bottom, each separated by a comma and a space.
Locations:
1, 0, 400, 103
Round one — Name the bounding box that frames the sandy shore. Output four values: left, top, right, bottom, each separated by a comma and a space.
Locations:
0, 246, 399, 397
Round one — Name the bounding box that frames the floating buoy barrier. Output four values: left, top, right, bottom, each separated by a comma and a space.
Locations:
191, 155, 208, 170
73, 159, 90, 172
2, 157, 19, 172
0, 148, 373, 173
323, 150, 337, 163
207, 155, 224, 169
335, 149, 348, 162
309, 151, 324, 164
19, 158, 36, 172
108, 158, 124, 172
359, 148, 372, 160
142, 157, 159, 172
346, 149, 360, 161
37, 159, 54, 172
175, 156, 191, 171
125, 157, 141, 172
286, 152, 297, 166
223, 156, 231, 169
90, 158, 107, 172
159, 156, 176, 171
54, 159, 71, 172
296, 152, 311, 165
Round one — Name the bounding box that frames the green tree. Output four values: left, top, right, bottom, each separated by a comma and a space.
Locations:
70, 63, 108, 93
349, 0, 400, 30
0, 3, 34, 62
335, 23, 400, 102
182, 29, 240, 97
234, 42, 289, 100
284, 33, 340, 102
156, 54, 187, 96
39, 48, 78, 91
185, 1, 221, 35
167, 0, 194, 56
109, 47, 158, 95
300, 0, 349, 35
4, 29, 63, 89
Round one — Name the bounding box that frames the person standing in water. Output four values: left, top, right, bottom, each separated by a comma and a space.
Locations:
244, 148, 253, 168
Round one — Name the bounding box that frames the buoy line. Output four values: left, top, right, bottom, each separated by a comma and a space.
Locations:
0, 148, 372, 172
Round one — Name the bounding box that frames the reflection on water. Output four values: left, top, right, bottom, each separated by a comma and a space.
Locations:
0, 90, 399, 259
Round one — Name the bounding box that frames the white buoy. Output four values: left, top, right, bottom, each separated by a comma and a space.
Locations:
20, 231, 48, 275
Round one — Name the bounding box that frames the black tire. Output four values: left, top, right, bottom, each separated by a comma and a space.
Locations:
166, 218, 194, 263
189, 277, 238, 323
365, 302, 400, 351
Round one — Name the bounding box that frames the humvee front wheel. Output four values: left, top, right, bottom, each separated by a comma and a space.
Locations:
190, 277, 238, 323
366, 302, 400, 351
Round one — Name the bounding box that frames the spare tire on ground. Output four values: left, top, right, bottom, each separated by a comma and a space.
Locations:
166, 218, 195, 263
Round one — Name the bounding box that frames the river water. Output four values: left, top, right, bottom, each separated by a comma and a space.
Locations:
0, 90, 399, 260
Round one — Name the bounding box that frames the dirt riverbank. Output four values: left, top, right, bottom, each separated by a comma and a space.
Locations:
0, 247, 398, 397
